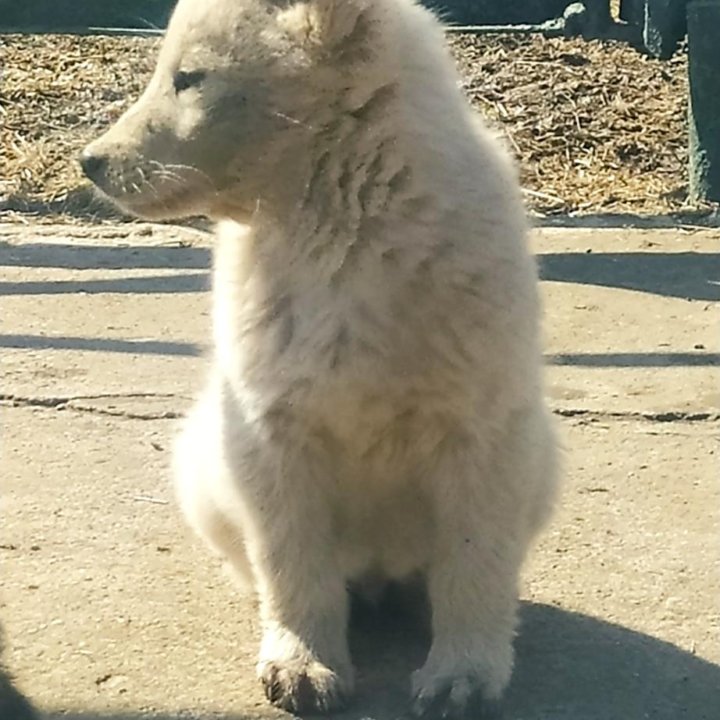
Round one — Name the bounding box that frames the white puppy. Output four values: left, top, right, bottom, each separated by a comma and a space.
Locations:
81, 0, 559, 715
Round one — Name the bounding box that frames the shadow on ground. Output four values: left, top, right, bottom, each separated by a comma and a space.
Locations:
42, 600, 720, 720
1, 243, 719, 369
0, 242, 209, 271
538, 252, 720, 301
0, 274, 209, 295
533, 212, 720, 230
2, 241, 719, 301
4, 334, 719, 368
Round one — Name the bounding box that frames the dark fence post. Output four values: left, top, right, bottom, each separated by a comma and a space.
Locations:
687, 0, 720, 202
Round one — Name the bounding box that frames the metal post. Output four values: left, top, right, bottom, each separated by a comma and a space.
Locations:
687, 0, 720, 202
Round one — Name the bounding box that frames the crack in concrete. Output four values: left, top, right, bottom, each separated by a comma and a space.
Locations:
1, 393, 717, 425
553, 407, 719, 423
0, 393, 185, 420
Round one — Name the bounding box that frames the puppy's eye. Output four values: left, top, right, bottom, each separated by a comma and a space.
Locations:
173, 70, 206, 94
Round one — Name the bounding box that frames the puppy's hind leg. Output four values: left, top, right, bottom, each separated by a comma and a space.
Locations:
173, 385, 253, 589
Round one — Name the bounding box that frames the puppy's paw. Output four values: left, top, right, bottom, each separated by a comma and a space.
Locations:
258, 658, 351, 713
410, 641, 511, 720
409, 672, 503, 719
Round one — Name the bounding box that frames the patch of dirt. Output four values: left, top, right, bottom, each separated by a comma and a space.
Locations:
0, 31, 715, 222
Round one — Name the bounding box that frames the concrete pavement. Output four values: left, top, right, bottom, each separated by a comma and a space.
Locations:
1, 222, 719, 720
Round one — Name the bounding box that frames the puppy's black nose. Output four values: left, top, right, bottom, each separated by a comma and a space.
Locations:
79, 152, 108, 181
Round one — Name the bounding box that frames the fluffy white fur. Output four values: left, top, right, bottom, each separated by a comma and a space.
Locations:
82, 0, 558, 715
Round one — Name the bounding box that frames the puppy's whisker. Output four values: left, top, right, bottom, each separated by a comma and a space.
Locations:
271, 110, 315, 130
164, 162, 217, 187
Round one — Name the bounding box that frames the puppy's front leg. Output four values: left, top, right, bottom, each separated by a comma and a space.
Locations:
411, 434, 532, 720
244, 448, 352, 714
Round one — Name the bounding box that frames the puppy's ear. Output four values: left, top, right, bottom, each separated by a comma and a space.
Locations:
277, 0, 370, 53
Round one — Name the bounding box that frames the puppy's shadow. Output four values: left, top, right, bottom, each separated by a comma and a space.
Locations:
331, 586, 720, 720
344, 582, 431, 718
42, 590, 720, 720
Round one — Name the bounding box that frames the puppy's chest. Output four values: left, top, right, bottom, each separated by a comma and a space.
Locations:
217, 280, 387, 411
240, 289, 357, 373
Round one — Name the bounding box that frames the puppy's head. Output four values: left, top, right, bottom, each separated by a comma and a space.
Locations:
80, 0, 392, 221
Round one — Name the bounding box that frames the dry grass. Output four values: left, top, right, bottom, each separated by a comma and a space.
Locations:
0, 34, 160, 219
0, 31, 715, 222
450, 33, 698, 215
